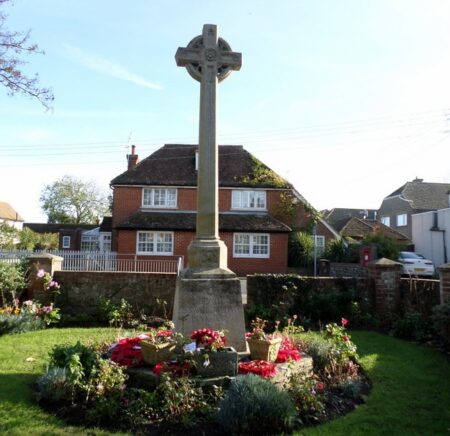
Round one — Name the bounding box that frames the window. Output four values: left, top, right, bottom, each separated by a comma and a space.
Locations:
100, 233, 112, 251
231, 190, 266, 210
137, 231, 173, 255
381, 216, 390, 227
396, 214, 407, 227
142, 188, 177, 208
81, 235, 99, 251
233, 233, 270, 258
62, 235, 71, 249
314, 235, 326, 257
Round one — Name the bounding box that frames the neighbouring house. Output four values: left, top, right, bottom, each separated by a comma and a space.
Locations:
24, 217, 112, 251
378, 178, 450, 240
333, 216, 410, 245
0, 202, 24, 230
323, 207, 378, 230
110, 144, 338, 276
412, 207, 450, 267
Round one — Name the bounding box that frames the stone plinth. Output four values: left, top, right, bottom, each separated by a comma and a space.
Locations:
172, 276, 247, 352
438, 263, 450, 304
271, 353, 314, 388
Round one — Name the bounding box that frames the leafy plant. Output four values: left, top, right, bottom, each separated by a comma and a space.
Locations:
97, 297, 135, 328
36, 366, 71, 403
0, 311, 44, 335
392, 311, 427, 341
216, 374, 296, 434
287, 372, 327, 425
0, 261, 26, 306
288, 231, 314, 267
431, 302, 450, 348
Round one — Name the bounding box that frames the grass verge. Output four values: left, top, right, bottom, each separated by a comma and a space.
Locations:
0, 329, 449, 435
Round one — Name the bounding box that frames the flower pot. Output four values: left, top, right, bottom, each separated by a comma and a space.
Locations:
194, 347, 238, 378
247, 336, 282, 362
140, 341, 176, 365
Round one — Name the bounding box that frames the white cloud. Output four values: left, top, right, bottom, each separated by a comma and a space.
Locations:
62, 44, 163, 91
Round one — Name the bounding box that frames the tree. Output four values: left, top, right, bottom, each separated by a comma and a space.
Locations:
40, 176, 109, 224
0, 0, 53, 108
17, 227, 58, 250
0, 221, 18, 249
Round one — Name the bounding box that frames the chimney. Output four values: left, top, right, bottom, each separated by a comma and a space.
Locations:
127, 145, 139, 170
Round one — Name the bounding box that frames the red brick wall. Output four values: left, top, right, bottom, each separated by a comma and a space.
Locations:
116, 229, 288, 275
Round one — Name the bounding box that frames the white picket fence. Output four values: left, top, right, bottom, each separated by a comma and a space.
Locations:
0, 250, 183, 274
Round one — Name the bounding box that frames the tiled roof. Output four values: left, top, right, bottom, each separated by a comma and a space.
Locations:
385, 180, 450, 211
0, 202, 24, 222
116, 211, 291, 233
323, 208, 377, 229
340, 218, 410, 242
111, 144, 292, 189
23, 223, 98, 233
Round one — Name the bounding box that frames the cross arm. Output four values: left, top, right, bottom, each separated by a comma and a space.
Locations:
218, 51, 242, 71
175, 47, 202, 66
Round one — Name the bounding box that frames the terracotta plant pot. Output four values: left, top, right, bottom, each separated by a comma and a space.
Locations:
140, 341, 176, 365
247, 336, 282, 362
194, 347, 238, 378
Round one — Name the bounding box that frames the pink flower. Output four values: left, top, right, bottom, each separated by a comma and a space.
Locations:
36, 269, 46, 278
23, 300, 33, 306
50, 281, 60, 289
341, 318, 349, 327
343, 335, 350, 343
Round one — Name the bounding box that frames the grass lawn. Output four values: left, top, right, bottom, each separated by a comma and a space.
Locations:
0, 328, 449, 435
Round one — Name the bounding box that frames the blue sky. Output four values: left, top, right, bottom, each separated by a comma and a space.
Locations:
1, 0, 450, 222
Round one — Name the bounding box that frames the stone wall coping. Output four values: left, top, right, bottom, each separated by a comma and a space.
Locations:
438, 263, 450, 272
27, 253, 64, 261
368, 257, 402, 268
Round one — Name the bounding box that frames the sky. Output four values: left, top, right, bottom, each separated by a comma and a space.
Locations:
1, 0, 450, 222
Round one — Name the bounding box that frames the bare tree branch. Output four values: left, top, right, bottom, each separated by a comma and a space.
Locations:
0, 0, 54, 109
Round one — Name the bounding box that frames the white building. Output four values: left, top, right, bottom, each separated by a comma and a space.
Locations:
412, 208, 450, 268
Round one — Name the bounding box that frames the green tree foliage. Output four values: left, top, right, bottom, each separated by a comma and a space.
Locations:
288, 231, 314, 267
17, 227, 58, 250
361, 234, 401, 260
0, 0, 53, 108
0, 222, 18, 249
40, 175, 109, 224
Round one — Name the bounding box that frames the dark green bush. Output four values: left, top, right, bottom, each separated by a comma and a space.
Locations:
392, 311, 427, 341
288, 231, 314, 267
216, 374, 296, 434
431, 303, 450, 348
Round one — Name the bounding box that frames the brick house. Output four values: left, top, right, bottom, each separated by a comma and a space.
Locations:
110, 144, 337, 276
378, 178, 450, 240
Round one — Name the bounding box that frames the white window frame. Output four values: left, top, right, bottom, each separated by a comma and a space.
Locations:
233, 233, 270, 258
314, 235, 326, 257
142, 188, 177, 209
62, 235, 71, 249
136, 231, 174, 255
396, 214, 407, 227
381, 216, 390, 227
231, 190, 267, 210
99, 233, 112, 251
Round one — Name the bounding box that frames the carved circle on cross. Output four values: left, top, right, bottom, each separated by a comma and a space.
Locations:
185, 35, 234, 83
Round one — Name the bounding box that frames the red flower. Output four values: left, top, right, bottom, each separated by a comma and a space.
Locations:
275, 337, 301, 363
317, 382, 325, 391
239, 360, 277, 378
153, 361, 191, 377
343, 335, 350, 343
341, 318, 349, 327
191, 328, 225, 350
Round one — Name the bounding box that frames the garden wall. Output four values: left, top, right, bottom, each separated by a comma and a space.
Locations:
53, 271, 177, 318
400, 278, 440, 317
246, 274, 373, 327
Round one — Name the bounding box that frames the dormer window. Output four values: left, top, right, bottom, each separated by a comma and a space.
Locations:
232, 190, 266, 210
142, 188, 177, 208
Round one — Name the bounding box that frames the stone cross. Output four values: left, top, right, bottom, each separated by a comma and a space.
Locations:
175, 25, 241, 273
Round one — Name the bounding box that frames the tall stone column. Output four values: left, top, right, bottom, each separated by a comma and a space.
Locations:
438, 263, 450, 304
172, 25, 246, 351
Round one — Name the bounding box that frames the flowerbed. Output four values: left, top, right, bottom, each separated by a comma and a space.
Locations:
36, 319, 368, 434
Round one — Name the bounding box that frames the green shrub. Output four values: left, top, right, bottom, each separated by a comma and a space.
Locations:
288, 231, 314, 267
431, 303, 450, 348
36, 366, 71, 403
287, 372, 326, 425
0, 262, 26, 306
216, 374, 296, 434
0, 312, 44, 335
392, 311, 427, 341
323, 238, 359, 263
361, 234, 402, 260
